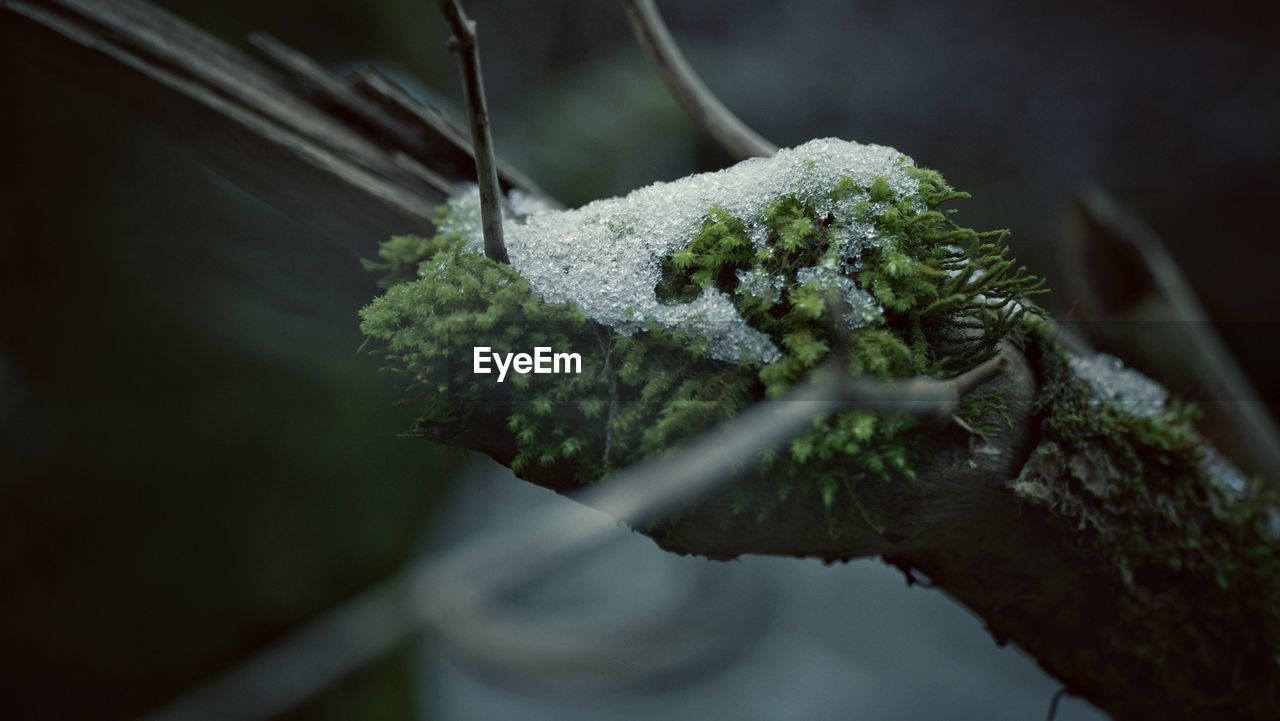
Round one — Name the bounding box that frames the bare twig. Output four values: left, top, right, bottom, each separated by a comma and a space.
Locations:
17, 3, 1277, 717
438, 0, 509, 264
622, 0, 778, 160
1046, 687, 1069, 720
137, 579, 410, 721
3, 0, 447, 251
138, 358, 1001, 721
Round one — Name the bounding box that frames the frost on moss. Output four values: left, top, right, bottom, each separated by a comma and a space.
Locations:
360, 139, 1042, 530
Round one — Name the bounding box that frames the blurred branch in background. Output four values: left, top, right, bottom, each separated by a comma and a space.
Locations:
622, 0, 777, 160
141, 360, 996, 721
0, 0, 553, 256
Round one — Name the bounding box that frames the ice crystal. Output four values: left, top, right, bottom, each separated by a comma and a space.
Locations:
795, 265, 883, 329
735, 267, 786, 307
1201, 446, 1248, 499
443, 138, 919, 363
1070, 352, 1170, 419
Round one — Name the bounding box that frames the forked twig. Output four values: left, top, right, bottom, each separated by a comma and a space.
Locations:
438, 0, 509, 263
138, 355, 1003, 721
623, 0, 778, 159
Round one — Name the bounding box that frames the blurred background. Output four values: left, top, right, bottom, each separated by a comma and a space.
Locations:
2, 0, 1277, 719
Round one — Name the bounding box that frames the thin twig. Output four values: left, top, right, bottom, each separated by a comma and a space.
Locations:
592, 326, 620, 465
622, 0, 778, 160
1046, 687, 1068, 720
438, 0, 509, 263
137, 357, 1002, 721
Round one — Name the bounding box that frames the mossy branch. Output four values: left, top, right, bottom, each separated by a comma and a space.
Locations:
31, 2, 1274, 715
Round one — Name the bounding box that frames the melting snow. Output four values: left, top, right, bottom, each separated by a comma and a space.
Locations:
1069, 352, 1262, 509
1070, 353, 1170, 418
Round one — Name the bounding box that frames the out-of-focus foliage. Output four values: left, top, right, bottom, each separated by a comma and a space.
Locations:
0, 65, 459, 721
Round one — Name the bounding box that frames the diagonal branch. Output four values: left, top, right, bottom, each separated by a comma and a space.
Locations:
623, 0, 778, 160
435, 353, 1005, 599
138, 358, 1002, 721
438, 0, 509, 264
2, 0, 555, 256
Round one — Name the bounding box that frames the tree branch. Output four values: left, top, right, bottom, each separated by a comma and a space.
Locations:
622, 0, 778, 160
12, 3, 1277, 718
437, 0, 509, 264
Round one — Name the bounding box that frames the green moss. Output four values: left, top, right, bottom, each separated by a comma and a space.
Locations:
957, 387, 1012, 439
361, 167, 1043, 533
359, 226, 608, 481
646, 168, 1043, 526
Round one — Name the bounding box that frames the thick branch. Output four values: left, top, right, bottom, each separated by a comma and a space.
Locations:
438, 0, 509, 264
623, 0, 778, 160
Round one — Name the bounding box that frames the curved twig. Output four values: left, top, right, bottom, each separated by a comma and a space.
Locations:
438, 0, 509, 263
1046, 687, 1069, 720
623, 0, 778, 160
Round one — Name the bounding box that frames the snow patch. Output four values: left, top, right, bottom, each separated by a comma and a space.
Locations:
441, 138, 919, 364
1069, 353, 1169, 419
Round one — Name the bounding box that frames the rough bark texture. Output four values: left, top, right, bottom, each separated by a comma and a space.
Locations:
430, 334, 1280, 720
7, 1, 1278, 719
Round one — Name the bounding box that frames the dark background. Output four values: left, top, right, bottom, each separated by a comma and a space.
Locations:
2, 1, 1278, 719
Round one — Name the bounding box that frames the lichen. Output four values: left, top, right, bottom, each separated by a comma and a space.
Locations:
1012, 330, 1280, 689
360, 141, 1042, 530
1015, 339, 1224, 582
